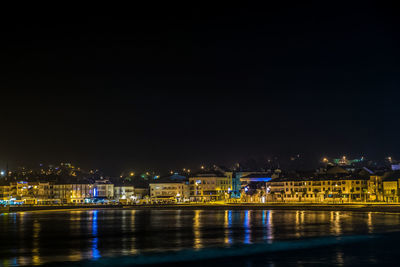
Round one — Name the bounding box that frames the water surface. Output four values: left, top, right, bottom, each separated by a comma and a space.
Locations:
1, 209, 400, 266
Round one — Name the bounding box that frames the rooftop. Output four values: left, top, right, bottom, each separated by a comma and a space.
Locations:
191, 170, 226, 178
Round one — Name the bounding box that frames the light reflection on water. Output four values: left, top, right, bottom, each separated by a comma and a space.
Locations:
244, 210, 251, 244
0, 209, 400, 266
193, 210, 201, 249
91, 210, 100, 260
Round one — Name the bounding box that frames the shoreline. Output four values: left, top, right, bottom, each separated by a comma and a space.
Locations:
4, 203, 400, 213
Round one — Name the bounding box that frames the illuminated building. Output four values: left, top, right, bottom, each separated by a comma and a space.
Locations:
189, 171, 232, 202
239, 172, 273, 203
149, 173, 189, 203
368, 175, 384, 201
265, 175, 370, 203
381, 172, 400, 202
0, 185, 10, 201
232, 172, 261, 198
53, 183, 94, 204
382, 179, 398, 202
6, 181, 55, 205
150, 180, 189, 203
114, 184, 135, 204
94, 180, 114, 199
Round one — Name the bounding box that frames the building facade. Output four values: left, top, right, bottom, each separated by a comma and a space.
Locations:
53, 183, 94, 204
149, 180, 189, 203
189, 171, 232, 201
265, 176, 369, 203
0, 185, 10, 201
114, 185, 135, 203
94, 180, 114, 199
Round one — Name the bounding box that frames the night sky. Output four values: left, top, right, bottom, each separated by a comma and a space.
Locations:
0, 3, 399, 174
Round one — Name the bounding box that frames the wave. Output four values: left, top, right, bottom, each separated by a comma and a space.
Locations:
44, 234, 376, 266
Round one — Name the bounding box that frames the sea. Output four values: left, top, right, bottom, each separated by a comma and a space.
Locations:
1, 209, 400, 266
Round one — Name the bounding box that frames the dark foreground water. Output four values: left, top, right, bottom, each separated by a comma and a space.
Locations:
1, 209, 400, 266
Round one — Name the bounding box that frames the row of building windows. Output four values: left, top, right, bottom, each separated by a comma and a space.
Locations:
283, 187, 361, 192
151, 186, 182, 190
284, 181, 362, 186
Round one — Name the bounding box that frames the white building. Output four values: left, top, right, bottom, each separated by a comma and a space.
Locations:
94, 179, 114, 199
149, 178, 189, 203
114, 184, 135, 203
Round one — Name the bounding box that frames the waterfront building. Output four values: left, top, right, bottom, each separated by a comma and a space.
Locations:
368, 174, 384, 201
30, 182, 55, 205
0, 185, 10, 201
381, 172, 400, 202
233, 171, 273, 198
382, 179, 398, 202
238, 172, 275, 203
94, 179, 114, 199
149, 178, 189, 203
265, 175, 370, 203
7, 181, 55, 204
53, 183, 94, 204
231, 172, 247, 198
9, 181, 30, 199
134, 187, 149, 200
114, 184, 135, 204
189, 171, 232, 202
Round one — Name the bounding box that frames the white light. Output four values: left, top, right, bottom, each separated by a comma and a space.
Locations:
0, 171, 5, 176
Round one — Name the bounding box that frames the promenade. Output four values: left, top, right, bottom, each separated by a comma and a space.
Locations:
4, 203, 400, 213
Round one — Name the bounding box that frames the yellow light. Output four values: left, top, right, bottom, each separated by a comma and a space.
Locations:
130, 172, 134, 177
201, 166, 204, 170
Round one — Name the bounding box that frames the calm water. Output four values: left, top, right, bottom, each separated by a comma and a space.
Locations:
1, 209, 400, 266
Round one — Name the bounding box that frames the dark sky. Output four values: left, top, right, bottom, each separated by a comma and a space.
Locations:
0, 3, 399, 174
